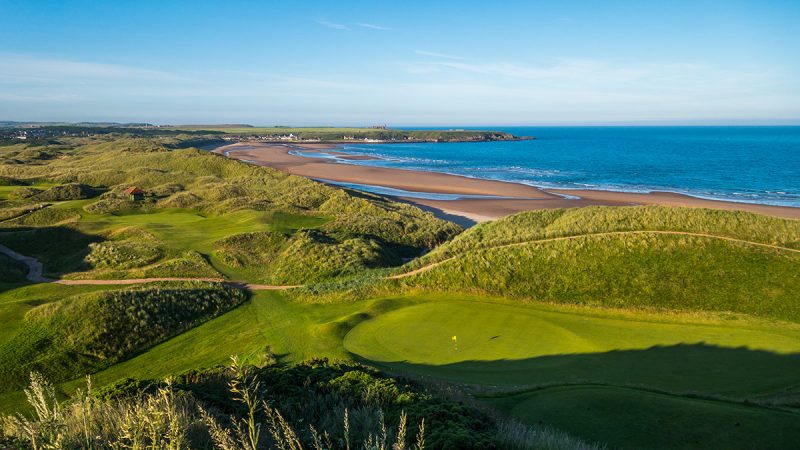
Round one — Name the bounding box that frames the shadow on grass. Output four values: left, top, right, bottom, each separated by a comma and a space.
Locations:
0, 225, 101, 292
356, 343, 800, 449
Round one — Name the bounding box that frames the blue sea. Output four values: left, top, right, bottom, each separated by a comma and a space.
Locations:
313, 127, 800, 208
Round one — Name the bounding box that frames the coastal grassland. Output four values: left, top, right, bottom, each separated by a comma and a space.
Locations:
0, 137, 459, 282
3, 359, 533, 450
2, 134, 800, 448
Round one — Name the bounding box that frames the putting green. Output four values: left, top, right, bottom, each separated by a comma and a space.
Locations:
344, 299, 800, 365
343, 298, 800, 393
344, 297, 800, 448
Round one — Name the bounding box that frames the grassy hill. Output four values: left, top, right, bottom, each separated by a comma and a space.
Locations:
1, 134, 799, 449
377, 207, 800, 321
0, 137, 459, 283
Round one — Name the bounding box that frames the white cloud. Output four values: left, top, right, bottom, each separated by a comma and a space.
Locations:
1, 53, 796, 125
315, 19, 350, 31
355, 22, 389, 30
0, 54, 185, 84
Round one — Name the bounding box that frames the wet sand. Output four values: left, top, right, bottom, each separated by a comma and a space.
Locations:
217, 142, 800, 224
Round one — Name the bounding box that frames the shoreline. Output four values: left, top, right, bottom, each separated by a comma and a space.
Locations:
216, 142, 800, 224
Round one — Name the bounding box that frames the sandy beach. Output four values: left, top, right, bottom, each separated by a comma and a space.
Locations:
217, 142, 800, 224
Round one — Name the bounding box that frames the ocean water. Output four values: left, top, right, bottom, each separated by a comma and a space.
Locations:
322, 127, 800, 208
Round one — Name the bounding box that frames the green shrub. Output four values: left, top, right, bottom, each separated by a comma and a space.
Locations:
3, 359, 595, 450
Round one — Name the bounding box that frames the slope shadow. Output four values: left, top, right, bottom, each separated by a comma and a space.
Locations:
356, 343, 800, 449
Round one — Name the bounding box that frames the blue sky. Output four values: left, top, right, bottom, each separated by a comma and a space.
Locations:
1, 0, 799, 125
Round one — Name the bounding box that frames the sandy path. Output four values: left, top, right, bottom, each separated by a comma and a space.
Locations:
0, 243, 50, 282
216, 142, 800, 222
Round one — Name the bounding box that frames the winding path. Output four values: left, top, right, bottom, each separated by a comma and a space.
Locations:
1, 230, 797, 290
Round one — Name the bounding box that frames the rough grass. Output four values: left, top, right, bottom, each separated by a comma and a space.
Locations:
411, 206, 800, 268
398, 232, 800, 322
0, 137, 459, 283
0, 282, 246, 392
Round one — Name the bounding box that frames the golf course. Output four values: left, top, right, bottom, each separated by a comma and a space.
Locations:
0, 132, 798, 449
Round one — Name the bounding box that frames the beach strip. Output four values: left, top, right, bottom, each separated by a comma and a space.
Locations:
217, 142, 800, 223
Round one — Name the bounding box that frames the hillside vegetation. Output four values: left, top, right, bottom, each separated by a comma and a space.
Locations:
410, 206, 800, 267
0, 137, 459, 282
385, 207, 800, 322
0, 282, 246, 392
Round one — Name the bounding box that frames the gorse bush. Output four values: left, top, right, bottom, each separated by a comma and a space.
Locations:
27, 282, 247, 360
